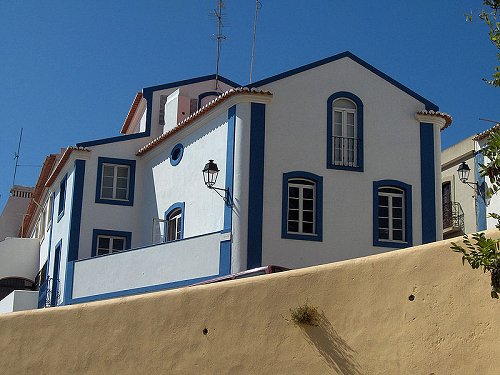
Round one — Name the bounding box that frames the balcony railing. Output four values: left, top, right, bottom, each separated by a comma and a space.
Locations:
332, 136, 359, 167
443, 201, 465, 233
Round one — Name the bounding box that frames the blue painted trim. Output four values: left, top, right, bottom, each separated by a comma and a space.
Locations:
57, 174, 67, 222
164, 202, 185, 242
247, 103, 266, 269
95, 157, 136, 206
198, 91, 222, 109
219, 240, 232, 276
67, 274, 219, 305
169, 143, 184, 166
142, 74, 239, 95
248, 51, 439, 111
63, 261, 74, 306
475, 152, 487, 230
373, 180, 413, 248
419, 123, 437, 244
67, 160, 85, 262
224, 106, 236, 232
91, 229, 132, 257
76, 132, 150, 148
51, 240, 62, 307
39, 192, 56, 308
326, 91, 364, 172
281, 171, 323, 242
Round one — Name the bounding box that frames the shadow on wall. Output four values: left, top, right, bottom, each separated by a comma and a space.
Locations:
301, 312, 361, 375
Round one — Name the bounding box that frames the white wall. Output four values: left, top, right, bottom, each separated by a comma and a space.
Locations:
0, 237, 39, 281
257, 57, 430, 268
72, 231, 222, 299
0, 290, 38, 314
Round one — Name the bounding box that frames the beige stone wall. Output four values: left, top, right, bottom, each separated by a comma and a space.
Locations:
1, 232, 500, 374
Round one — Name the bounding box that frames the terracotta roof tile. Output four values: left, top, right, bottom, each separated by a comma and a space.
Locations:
473, 123, 500, 141
120, 93, 143, 134
137, 87, 272, 156
45, 147, 90, 188
416, 110, 453, 130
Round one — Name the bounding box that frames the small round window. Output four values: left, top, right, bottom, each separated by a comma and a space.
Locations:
170, 143, 184, 166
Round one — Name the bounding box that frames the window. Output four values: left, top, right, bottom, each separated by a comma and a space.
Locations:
57, 175, 67, 220
92, 229, 132, 257
169, 143, 184, 166
282, 172, 323, 241
95, 157, 136, 206
327, 92, 363, 171
164, 203, 185, 242
47, 193, 54, 230
373, 180, 412, 248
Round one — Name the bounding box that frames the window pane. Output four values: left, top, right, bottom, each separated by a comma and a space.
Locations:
112, 238, 125, 251
393, 219, 403, 230
378, 195, 388, 206
378, 207, 389, 218
116, 167, 128, 178
392, 197, 403, 207
333, 99, 355, 109
378, 218, 389, 229
303, 200, 313, 211
334, 123, 342, 136
288, 221, 299, 233
393, 230, 403, 241
303, 188, 314, 199
101, 187, 113, 199
97, 249, 109, 256
379, 187, 402, 194
102, 176, 114, 188
288, 210, 299, 220
115, 188, 127, 200
103, 166, 114, 177
303, 211, 314, 222
98, 237, 110, 250
347, 112, 355, 127
378, 229, 389, 240
116, 177, 128, 189
393, 207, 402, 218
302, 222, 313, 233
289, 198, 299, 209
289, 187, 299, 198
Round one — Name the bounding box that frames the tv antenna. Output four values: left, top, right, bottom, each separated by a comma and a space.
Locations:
12, 128, 23, 186
479, 117, 500, 124
211, 0, 227, 90
249, 0, 262, 84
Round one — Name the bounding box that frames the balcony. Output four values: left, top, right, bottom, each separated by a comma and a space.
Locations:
332, 136, 360, 167
0, 237, 39, 283
443, 201, 465, 239
66, 230, 231, 304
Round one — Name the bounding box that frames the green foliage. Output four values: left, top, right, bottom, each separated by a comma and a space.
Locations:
290, 301, 319, 326
465, 0, 500, 86
479, 129, 500, 198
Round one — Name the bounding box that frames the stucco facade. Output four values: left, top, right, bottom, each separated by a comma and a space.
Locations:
1, 51, 452, 309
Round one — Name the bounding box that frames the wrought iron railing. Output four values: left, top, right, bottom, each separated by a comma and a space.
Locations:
332, 136, 359, 167
443, 201, 465, 232
38, 277, 60, 308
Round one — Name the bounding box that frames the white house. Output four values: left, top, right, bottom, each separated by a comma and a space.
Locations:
0, 51, 452, 310
441, 124, 500, 239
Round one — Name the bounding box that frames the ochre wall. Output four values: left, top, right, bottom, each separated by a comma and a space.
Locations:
1, 233, 500, 374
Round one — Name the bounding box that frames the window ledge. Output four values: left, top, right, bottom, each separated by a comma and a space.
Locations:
282, 233, 323, 242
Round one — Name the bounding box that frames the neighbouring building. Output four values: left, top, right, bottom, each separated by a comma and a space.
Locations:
0, 51, 452, 312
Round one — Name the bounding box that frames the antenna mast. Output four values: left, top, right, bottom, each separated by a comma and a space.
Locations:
213, 0, 227, 90
249, 0, 262, 84
12, 128, 23, 186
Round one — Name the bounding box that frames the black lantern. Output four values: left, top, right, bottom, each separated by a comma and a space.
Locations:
202, 159, 232, 206
203, 159, 219, 188
457, 161, 471, 183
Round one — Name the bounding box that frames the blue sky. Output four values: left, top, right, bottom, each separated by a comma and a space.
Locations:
0, 1, 499, 212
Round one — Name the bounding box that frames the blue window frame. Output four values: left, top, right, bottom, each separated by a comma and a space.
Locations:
281, 172, 323, 242
169, 143, 184, 166
373, 180, 412, 248
164, 202, 185, 242
91, 229, 132, 257
95, 157, 136, 206
57, 175, 67, 221
50, 240, 62, 307
327, 91, 364, 171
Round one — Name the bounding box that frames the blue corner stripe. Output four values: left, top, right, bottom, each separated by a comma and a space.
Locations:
419, 123, 436, 243
224, 106, 236, 232
475, 152, 487, 230
219, 240, 231, 276
68, 160, 85, 262
247, 103, 266, 269
248, 51, 438, 111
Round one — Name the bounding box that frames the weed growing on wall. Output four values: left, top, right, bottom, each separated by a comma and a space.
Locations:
290, 301, 319, 326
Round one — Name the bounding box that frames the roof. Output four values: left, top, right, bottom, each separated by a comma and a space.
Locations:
415, 110, 453, 130
19, 154, 57, 237
248, 51, 439, 111
142, 74, 240, 96
473, 123, 500, 141
45, 147, 90, 188
137, 87, 272, 156
120, 93, 143, 134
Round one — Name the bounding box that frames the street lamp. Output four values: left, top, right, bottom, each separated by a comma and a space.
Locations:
202, 159, 232, 206
457, 161, 484, 200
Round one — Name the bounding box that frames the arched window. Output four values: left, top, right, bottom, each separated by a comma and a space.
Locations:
327, 92, 364, 171
282, 172, 323, 241
373, 180, 412, 248
164, 203, 185, 242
